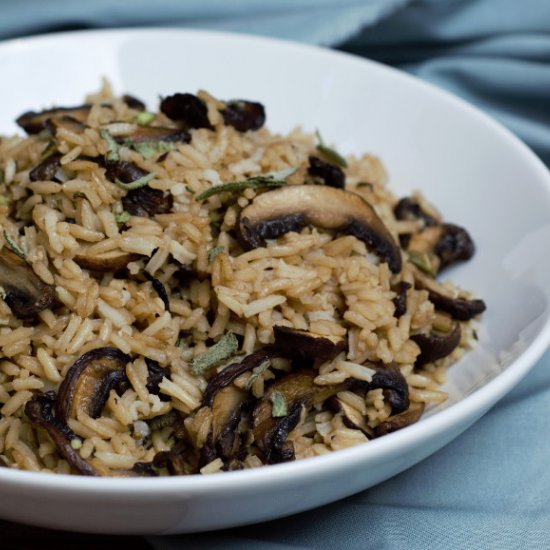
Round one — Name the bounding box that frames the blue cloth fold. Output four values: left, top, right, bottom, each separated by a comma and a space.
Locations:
0, 1, 548, 548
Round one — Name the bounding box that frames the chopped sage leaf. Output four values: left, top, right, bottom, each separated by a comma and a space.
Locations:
70, 439, 82, 450
115, 172, 156, 191
131, 140, 176, 159
115, 211, 131, 224
3, 230, 26, 259
247, 359, 271, 389
315, 129, 348, 168
0, 196, 9, 205
135, 112, 156, 126
190, 332, 239, 376
196, 167, 297, 201
407, 250, 437, 277
149, 410, 178, 431
270, 391, 288, 418
208, 245, 224, 264
100, 128, 120, 162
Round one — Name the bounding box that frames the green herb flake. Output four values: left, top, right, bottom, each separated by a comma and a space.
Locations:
196, 167, 297, 201
3, 230, 26, 259
115, 172, 156, 191
247, 359, 271, 389
149, 410, 178, 431
100, 128, 120, 162
208, 245, 225, 264
0, 196, 9, 205
315, 130, 348, 168
135, 112, 156, 126
115, 211, 131, 224
70, 439, 82, 450
270, 391, 288, 418
407, 250, 437, 277
191, 332, 239, 376
186, 185, 196, 195
132, 140, 176, 160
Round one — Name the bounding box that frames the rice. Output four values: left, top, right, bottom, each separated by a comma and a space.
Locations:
0, 83, 485, 477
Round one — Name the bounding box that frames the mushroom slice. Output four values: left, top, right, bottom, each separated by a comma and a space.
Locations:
121, 94, 146, 111
273, 326, 345, 362
328, 396, 372, 436
435, 223, 476, 271
237, 185, 402, 273
44, 115, 89, 136
211, 386, 249, 460
160, 93, 213, 130
413, 268, 486, 321
153, 441, 193, 476
25, 392, 98, 476
411, 322, 462, 369
122, 186, 174, 218
74, 251, 141, 272
252, 370, 316, 463
221, 100, 266, 132
368, 363, 410, 414
29, 154, 62, 182
0, 247, 55, 319
117, 125, 190, 144
55, 347, 130, 424
375, 402, 425, 436
393, 196, 439, 226
307, 155, 345, 189
202, 347, 275, 407
17, 105, 92, 134
392, 281, 411, 319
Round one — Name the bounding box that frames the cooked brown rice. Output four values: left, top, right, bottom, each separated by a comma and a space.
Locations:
0, 82, 484, 476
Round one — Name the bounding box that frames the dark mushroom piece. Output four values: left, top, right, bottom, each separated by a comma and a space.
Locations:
153, 441, 194, 476
393, 197, 439, 227
144, 358, 169, 397
25, 392, 98, 476
237, 185, 402, 273
115, 125, 190, 144
307, 155, 345, 189
0, 247, 56, 319
368, 363, 410, 414
221, 100, 266, 132
122, 186, 174, 218
74, 251, 141, 273
392, 281, 411, 319
121, 94, 146, 111
17, 105, 92, 134
411, 322, 462, 369
55, 347, 130, 424
435, 223, 476, 271
44, 115, 89, 136
375, 402, 425, 436
29, 154, 62, 182
273, 325, 345, 363
413, 268, 486, 321
160, 93, 213, 130
327, 396, 373, 437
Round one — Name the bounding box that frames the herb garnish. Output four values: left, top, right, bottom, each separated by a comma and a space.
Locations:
190, 332, 239, 376
135, 112, 155, 126
270, 391, 288, 417
3, 230, 26, 258
131, 141, 176, 160
99, 129, 120, 162
208, 245, 224, 264
115, 211, 131, 224
115, 172, 156, 191
315, 130, 347, 168
247, 359, 271, 389
407, 250, 437, 277
196, 167, 297, 201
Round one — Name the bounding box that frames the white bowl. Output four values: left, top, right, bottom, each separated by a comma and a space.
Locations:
0, 28, 549, 535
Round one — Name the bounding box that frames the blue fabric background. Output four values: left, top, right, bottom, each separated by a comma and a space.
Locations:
1, 1, 549, 548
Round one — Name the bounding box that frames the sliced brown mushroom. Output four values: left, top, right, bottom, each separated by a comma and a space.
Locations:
237, 185, 402, 273
160, 93, 213, 130
435, 223, 476, 271
392, 281, 411, 318
328, 396, 372, 436
121, 94, 146, 111
25, 392, 98, 476
393, 197, 439, 226
411, 322, 461, 368
221, 100, 266, 132
375, 402, 425, 436
153, 441, 194, 475
115, 125, 190, 144
0, 247, 56, 319
55, 347, 130, 424
413, 268, 486, 321
29, 153, 62, 182
273, 325, 345, 362
368, 363, 410, 414
44, 115, 89, 136
202, 347, 275, 407
17, 105, 92, 134
122, 186, 174, 218
74, 251, 141, 272
307, 155, 345, 189
144, 358, 168, 397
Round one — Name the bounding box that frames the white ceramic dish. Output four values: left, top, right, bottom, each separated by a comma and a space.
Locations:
0, 28, 549, 535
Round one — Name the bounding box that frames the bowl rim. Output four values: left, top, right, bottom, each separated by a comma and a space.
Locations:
1, 26, 549, 496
